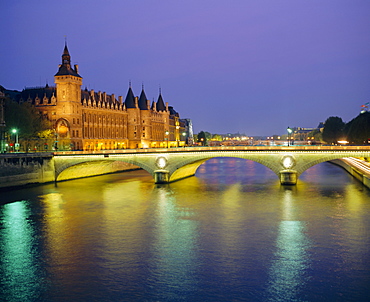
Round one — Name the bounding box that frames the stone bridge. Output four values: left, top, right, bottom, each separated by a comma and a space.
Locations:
53, 146, 370, 185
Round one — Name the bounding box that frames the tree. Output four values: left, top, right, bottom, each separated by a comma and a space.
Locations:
197, 131, 207, 146
307, 129, 323, 144
4, 98, 52, 150
204, 131, 212, 142
322, 116, 345, 144
345, 112, 370, 145
212, 134, 223, 141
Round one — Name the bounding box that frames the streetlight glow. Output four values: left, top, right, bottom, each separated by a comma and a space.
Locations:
11, 128, 19, 151
287, 127, 293, 146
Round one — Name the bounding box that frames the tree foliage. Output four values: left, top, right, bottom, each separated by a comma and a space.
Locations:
212, 134, 223, 141
197, 131, 207, 145
4, 98, 51, 139
345, 112, 370, 144
322, 116, 345, 144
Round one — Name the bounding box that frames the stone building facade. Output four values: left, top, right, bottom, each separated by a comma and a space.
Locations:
10, 44, 190, 151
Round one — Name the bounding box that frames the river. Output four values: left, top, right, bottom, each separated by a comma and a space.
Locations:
0, 158, 369, 301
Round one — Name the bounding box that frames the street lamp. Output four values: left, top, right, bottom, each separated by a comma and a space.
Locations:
11, 128, 19, 152
182, 132, 186, 147
287, 127, 293, 146
165, 131, 169, 148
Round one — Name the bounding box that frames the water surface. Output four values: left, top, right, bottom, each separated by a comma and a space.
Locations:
1, 158, 369, 301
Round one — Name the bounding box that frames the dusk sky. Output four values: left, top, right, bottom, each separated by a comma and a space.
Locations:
1, 0, 370, 135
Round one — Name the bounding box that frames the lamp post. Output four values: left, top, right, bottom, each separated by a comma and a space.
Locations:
12, 128, 19, 152
176, 125, 180, 147
165, 131, 169, 148
287, 127, 293, 146
182, 132, 186, 147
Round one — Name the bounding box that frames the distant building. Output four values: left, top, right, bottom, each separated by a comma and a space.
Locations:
4, 44, 192, 150
289, 123, 324, 144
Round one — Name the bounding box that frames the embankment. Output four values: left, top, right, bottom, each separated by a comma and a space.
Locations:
331, 159, 370, 189
0, 153, 140, 189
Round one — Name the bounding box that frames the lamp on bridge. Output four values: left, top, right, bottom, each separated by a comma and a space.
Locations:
287, 127, 293, 146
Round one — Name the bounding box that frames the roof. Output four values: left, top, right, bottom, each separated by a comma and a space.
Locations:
124, 87, 136, 108
138, 89, 148, 110
156, 93, 166, 111
9, 85, 57, 104
169, 106, 179, 117
54, 44, 82, 78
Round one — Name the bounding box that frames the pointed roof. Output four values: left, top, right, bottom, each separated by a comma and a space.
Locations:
63, 43, 70, 58
138, 88, 148, 110
156, 92, 166, 111
55, 43, 81, 78
124, 86, 136, 108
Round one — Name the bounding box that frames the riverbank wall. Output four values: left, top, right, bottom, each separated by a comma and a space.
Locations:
331, 159, 370, 189
0, 153, 139, 189
0, 153, 55, 189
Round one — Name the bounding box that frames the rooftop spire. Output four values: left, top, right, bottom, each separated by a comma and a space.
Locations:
62, 42, 71, 67
54, 42, 81, 78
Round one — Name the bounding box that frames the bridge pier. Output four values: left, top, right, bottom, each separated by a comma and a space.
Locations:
279, 170, 297, 185
154, 170, 170, 184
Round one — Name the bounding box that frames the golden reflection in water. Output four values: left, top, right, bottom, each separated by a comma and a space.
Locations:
0, 201, 39, 300
267, 220, 309, 301
340, 184, 370, 272
150, 185, 198, 297
344, 184, 366, 213
281, 189, 294, 221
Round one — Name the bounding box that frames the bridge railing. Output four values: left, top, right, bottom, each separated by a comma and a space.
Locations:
51, 145, 370, 156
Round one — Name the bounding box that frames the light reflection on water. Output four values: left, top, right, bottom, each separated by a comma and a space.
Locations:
0, 201, 45, 301
0, 158, 370, 301
266, 220, 310, 302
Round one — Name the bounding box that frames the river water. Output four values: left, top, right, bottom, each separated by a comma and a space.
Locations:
0, 158, 369, 301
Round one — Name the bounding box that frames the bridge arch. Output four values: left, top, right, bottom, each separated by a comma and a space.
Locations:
56, 160, 145, 181
295, 153, 368, 176
165, 153, 283, 182
53, 156, 154, 181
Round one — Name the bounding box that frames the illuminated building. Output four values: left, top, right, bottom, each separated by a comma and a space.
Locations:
6, 44, 190, 150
